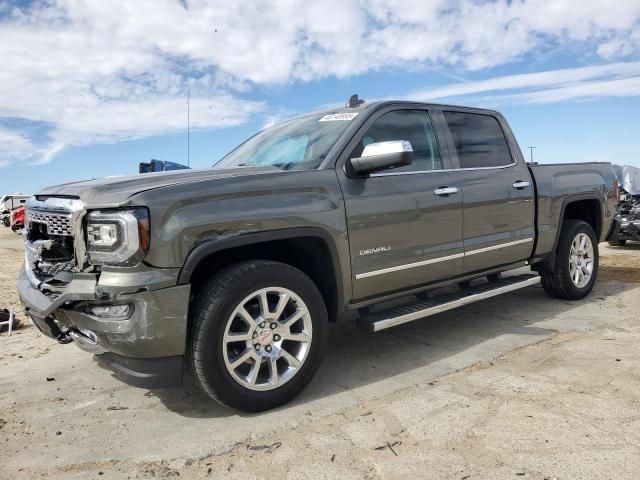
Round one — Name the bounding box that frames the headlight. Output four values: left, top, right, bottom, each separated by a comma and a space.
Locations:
86, 208, 150, 266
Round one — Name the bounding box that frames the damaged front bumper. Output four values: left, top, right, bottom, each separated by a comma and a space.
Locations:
18, 265, 191, 388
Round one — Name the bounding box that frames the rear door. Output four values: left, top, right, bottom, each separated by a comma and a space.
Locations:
338, 106, 464, 300
441, 111, 535, 274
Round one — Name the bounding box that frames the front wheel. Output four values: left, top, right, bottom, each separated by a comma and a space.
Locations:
188, 260, 328, 412
540, 220, 598, 300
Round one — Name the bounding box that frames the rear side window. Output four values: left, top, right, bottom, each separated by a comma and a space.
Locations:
350, 110, 442, 172
443, 111, 513, 169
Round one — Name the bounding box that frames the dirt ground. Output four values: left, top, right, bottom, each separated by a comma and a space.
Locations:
1, 226, 640, 479
0, 228, 25, 329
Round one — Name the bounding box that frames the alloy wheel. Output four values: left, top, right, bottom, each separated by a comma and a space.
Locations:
569, 232, 594, 288
222, 287, 313, 391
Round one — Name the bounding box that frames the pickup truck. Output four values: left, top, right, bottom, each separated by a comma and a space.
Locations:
18, 97, 619, 411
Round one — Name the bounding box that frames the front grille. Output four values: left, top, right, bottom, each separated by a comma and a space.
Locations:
25, 242, 75, 276
25, 209, 73, 236
24, 205, 79, 291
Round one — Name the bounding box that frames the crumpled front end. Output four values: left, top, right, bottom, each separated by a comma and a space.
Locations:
18, 195, 190, 388
23, 197, 86, 297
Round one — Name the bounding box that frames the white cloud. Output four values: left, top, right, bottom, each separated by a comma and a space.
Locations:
0, 127, 59, 167
0, 0, 639, 165
407, 62, 640, 104
480, 76, 640, 105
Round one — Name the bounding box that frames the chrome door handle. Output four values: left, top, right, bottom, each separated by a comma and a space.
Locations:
512, 181, 530, 189
433, 187, 459, 196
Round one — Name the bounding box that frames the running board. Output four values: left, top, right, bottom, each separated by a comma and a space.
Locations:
359, 274, 540, 332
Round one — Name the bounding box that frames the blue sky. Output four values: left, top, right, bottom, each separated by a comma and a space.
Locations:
1, 0, 639, 194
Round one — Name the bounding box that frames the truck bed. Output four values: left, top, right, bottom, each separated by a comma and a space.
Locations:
528, 162, 616, 262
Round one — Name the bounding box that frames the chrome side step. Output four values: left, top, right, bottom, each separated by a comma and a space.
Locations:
360, 274, 540, 332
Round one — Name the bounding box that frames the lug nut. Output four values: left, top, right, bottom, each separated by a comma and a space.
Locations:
274, 334, 281, 341
270, 323, 277, 330
254, 344, 261, 351
253, 332, 258, 338
266, 345, 272, 352
260, 322, 266, 328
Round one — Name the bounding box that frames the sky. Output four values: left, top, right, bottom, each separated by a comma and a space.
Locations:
1, 0, 639, 194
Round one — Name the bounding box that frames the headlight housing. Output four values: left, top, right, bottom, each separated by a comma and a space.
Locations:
86, 208, 150, 266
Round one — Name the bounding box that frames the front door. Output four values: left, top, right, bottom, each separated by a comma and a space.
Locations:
338, 108, 464, 301
441, 110, 535, 274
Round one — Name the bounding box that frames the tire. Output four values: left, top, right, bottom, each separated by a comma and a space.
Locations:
540, 220, 598, 300
188, 260, 328, 412
608, 238, 627, 247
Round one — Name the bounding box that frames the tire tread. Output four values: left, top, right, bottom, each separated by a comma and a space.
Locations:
540, 219, 598, 300
187, 260, 327, 411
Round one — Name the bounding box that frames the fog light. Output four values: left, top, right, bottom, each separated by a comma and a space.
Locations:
90, 304, 131, 318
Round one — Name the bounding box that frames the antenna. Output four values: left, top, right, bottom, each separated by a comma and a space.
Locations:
187, 88, 191, 167
346, 94, 365, 108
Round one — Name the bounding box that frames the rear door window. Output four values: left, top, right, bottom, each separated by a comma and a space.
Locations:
443, 111, 513, 169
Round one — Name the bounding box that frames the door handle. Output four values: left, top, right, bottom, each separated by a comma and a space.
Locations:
433, 186, 459, 196
512, 181, 530, 189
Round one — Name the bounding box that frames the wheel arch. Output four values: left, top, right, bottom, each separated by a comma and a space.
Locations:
533, 195, 602, 273
562, 197, 602, 238
178, 228, 344, 323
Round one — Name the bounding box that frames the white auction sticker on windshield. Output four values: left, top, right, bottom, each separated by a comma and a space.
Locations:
319, 112, 359, 122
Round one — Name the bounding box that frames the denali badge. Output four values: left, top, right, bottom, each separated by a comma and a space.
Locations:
359, 246, 391, 256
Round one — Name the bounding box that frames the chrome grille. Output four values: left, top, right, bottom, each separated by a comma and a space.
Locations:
25, 241, 39, 266
23, 197, 84, 290
26, 209, 73, 236
25, 242, 75, 276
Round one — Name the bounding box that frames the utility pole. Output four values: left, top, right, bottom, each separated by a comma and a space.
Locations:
528, 146, 536, 163
187, 88, 191, 167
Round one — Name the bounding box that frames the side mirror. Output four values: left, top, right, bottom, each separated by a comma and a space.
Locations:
350, 140, 413, 175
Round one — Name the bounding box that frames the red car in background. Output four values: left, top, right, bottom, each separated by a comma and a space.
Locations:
10, 206, 25, 232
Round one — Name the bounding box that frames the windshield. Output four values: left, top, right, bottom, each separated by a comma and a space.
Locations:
214, 113, 356, 171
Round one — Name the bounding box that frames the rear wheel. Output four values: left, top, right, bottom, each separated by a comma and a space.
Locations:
540, 220, 598, 300
188, 260, 328, 412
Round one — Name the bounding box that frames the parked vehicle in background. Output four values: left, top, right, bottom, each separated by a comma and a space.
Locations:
139, 159, 190, 173
10, 206, 25, 232
1, 194, 30, 228
0, 194, 30, 212
610, 164, 640, 246
17, 97, 619, 411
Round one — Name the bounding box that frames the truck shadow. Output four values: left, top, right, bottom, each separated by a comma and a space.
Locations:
151, 280, 636, 418
607, 244, 640, 251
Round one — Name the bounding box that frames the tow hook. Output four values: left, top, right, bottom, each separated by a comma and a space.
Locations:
56, 330, 73, 344
68, 329, 105, 354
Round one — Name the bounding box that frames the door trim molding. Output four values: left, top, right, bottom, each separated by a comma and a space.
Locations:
463, 237, 533, 256
355, 237, 533, 280
355, 252, 465, 280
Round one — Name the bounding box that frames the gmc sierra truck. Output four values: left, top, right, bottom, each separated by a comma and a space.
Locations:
18, 97, 619, 411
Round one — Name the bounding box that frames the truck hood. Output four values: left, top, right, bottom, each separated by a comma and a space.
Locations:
36, 166, 280, 206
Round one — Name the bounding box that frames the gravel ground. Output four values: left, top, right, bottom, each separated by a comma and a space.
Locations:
1, 226, 639, 479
